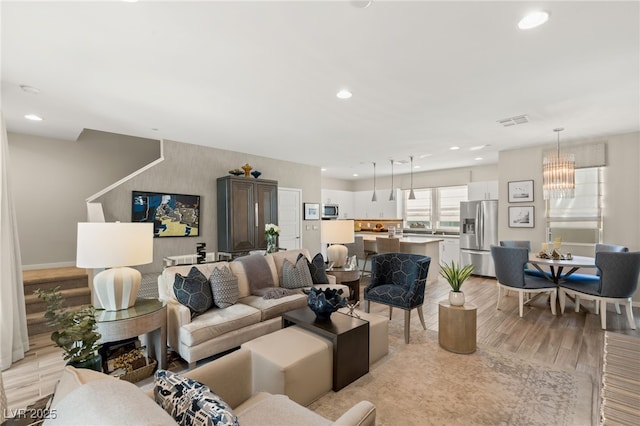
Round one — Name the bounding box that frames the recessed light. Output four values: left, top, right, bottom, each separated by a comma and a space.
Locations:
321, 168, 327, 172
474, 157, 483, 161
518, 11, 549, 30
450, 146, 460, 151
24, 114, 43, 121
350, 1, 372, 8
470, 145, 487, 151
414, 165, 421, 169
336, 89, 352, 99
20, 85, 40, 94
352, 173, 359, 177
418, 153, 432, 159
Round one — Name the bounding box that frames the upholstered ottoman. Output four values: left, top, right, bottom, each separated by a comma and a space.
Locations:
241, 325, 332, 406
338, 308, 389, 364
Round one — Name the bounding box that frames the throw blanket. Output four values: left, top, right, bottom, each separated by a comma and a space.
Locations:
253, 287, 300, 299
233, 254, 276, 294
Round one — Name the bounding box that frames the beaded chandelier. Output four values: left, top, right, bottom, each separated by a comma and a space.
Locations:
543, 128, 575, 200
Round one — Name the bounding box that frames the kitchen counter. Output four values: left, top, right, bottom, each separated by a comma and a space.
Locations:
360, 235, 441, 283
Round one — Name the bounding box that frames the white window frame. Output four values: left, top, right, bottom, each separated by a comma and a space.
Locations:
403, 185, 467, 233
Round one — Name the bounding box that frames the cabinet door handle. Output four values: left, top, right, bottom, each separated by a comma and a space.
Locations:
255, 202, 259, 228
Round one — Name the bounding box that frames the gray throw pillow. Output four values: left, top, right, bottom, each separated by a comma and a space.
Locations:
307, 252, 330, 284
173, 267, 213, 317
209, 265, 239, 308
282, 254, 313, 289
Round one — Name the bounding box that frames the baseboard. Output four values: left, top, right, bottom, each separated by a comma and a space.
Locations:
22, 261, 76, 271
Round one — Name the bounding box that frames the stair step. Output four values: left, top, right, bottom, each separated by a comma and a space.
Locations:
25, 287, 92, 315
26, 313, 52, 337
23, 267, 88, 293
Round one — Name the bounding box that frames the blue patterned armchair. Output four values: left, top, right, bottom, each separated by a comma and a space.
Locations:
364, 253, 431, 343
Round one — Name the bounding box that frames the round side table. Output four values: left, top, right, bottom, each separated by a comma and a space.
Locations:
438, 301, 477, 354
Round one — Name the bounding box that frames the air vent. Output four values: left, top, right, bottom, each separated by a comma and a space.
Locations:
497, 114, 529, 127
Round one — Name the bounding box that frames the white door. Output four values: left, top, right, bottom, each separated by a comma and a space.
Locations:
278, 188, 302, 250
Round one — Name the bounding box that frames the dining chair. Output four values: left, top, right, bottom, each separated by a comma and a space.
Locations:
364, 253, 431, 343
499, 240, 542, 279
343, 235, 365, 275
375, 236, 401, 254
559, 251, 640, 330
491, 245, 557, 318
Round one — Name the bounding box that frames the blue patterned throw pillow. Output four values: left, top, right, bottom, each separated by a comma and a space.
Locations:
154, 369, 239, 426
173, 267, 214, 317
307, 252, 330, 284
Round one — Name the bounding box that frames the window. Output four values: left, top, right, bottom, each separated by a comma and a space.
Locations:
546, 167, 603, 244
403, 185, 467, 232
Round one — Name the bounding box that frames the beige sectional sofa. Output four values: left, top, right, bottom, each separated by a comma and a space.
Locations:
158, 249, 349, 367
45, 347, 376, 425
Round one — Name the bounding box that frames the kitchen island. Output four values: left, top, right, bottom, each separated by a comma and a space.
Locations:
358, 233, 442, 283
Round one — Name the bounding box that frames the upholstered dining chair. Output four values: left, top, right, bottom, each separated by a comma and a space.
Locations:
364, 253, 431, 343
559, 251, 640, 330
491, 245, 557, 318
375, 236, 401, 254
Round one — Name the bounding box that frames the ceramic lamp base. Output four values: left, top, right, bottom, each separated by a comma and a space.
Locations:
327, 244, 348, 267
93, 267, 141, 311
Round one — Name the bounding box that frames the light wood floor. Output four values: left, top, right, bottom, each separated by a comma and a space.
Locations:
3, 274, 639, 422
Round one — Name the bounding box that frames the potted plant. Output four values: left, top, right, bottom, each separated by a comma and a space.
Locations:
439, 261, 474, 306
35, 287, 103, 371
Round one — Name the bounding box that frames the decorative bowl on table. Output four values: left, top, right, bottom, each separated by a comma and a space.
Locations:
251, 170, 262, 179
229, 169, 243, 176
307, 288, 347, 321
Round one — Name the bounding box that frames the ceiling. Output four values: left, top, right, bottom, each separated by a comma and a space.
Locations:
2, 1, 638, 180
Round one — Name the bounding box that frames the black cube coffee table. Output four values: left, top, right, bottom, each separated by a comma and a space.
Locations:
282, 307, 369, 391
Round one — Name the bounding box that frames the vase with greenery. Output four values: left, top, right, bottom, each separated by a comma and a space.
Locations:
35, 287, 103, 371
439, 261, 474, 306
264, 223, 280, 254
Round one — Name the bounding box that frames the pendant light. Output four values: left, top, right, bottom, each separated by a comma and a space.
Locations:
371, 162, 378, 202
389, 160, 395, 201
408, 155, 416, 200
543, 128, 575, 199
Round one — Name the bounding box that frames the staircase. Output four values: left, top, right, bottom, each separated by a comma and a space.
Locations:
23, 267, 92, 337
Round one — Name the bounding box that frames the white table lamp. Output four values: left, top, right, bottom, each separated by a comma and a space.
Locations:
77, 222, 153, 311
321, 220, 355, 268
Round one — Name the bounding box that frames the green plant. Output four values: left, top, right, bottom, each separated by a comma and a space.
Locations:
34, 287, 102, 364
439, 261, 474, 292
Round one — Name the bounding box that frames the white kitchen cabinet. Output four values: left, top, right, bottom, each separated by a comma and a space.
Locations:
353, 189, 401, 219
439, 238, 460, 265
467, 180, 499, 200
321, 189, 355, 219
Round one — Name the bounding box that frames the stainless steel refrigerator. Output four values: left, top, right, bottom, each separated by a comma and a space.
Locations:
459, 200, 498, 277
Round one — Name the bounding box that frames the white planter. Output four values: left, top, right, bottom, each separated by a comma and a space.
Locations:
449, 291, 465, 306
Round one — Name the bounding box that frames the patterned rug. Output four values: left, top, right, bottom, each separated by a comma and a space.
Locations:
308, 328, 593, 426
601, 332, 640, 425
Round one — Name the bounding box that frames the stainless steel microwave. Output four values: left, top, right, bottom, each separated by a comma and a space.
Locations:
322, 204, 339, 219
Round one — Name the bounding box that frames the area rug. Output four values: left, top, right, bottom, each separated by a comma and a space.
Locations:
308, 329, 592, 426
601, 332, 640, 425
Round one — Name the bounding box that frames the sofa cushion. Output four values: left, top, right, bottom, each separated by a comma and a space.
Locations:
44, 378, 176, 425
282, 254, 313, 289
271, 249, 311, 283
174, 267, 214, 317
161, 263, 230, 302
235, 393, 330, 426
154, 369, 239, 426
307, 252, 330, 284
209, 265, 239, 308
239, 294, 307, 321
180, 303, 262, 347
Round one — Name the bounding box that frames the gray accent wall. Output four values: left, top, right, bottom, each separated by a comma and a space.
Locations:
96, 139, 322, 274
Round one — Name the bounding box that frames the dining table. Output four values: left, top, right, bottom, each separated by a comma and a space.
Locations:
527, 253, 596, 284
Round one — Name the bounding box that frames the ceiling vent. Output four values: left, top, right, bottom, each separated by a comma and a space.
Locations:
497, 114, 529, 127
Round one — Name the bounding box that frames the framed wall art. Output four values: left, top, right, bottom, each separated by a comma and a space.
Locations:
132, 191, 200, 237
508, 180, 534, 203
508, 206, 534, 228
303, 203, 320, 220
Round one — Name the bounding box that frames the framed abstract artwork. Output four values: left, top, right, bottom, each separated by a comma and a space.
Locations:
132, 191, 200, 237
303, 203, 320, 220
